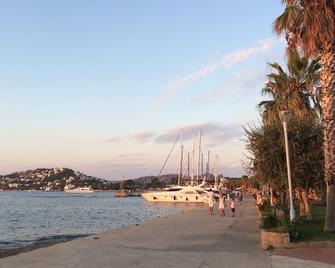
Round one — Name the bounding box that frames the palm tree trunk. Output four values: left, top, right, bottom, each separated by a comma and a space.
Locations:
320, 45, 335, 232
302, 189, 312, 220
297, 187, 306, 217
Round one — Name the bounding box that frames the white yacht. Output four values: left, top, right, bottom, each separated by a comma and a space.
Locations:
141, 185, 208, 203
141, 130, 213, 204
64, 186, 96, 193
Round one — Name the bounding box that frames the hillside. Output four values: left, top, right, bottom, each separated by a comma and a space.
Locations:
0, 168, 233, 191
0, 168, 178, 191
0, 168, 111, 191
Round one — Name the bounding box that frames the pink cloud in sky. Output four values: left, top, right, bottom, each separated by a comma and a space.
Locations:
152, 38, 274, 107
153, 122, 244, 145
105, 136, 122, 143
131, 131, 155, 143
196, 67, 267, 103
121, 122, 244, 146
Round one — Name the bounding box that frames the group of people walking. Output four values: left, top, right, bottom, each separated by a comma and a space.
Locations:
207, 189, 242, 217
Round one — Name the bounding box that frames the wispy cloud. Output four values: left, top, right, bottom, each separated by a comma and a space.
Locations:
153, 38, 274, 107
117, 153, 149, 161
131, 131, 155, 143
106, 132, 155, 144
155, 122, 244, 145
105, 136, 122, 143
108, 122, 244, 147
195, 66, 266, 103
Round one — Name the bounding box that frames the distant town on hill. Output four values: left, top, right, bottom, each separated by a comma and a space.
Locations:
0, 168, 239, 191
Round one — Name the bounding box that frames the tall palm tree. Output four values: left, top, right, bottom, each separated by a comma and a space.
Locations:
274, 0, 335, 231
258, 50, 320, 123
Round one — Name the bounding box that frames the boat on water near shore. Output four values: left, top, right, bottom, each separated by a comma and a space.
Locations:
114, 178, 141, 197
64, 186, 96, 193
114, 189, 142, 197
141, 185, 207, 203
142, 130, 212, 204
114, 189, 131, 197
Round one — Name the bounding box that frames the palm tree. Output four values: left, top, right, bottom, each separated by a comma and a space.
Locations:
274, 0, 335, 231
258, 50, 320, 123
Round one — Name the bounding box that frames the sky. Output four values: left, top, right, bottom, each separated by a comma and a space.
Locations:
0, 0, 286, 180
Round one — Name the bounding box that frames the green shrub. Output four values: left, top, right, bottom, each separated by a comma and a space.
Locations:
260, 213, 281, 229
260, 206, 298, 237
273, 206, 298, 239
258, 198, 271, 213
287, 221, 299, 240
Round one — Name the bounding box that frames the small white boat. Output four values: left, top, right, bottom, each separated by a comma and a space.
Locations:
64, 186, 96, 193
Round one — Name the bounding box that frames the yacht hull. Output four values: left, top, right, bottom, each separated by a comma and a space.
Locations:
64, 189, 96, 193
141, 192, 207, 203
115, 190, 131, 197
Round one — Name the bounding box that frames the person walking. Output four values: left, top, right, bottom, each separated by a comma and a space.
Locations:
239, 191, 243, 202
208, 189, 214, 215
218, 192, 226, 217
230, 197, 237, 217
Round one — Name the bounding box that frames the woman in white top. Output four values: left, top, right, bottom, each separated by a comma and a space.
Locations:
218, 192, 226, 217
208, 189, 214, 215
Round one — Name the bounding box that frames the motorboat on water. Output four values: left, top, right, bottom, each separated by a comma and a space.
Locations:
141, 184, 208, 203
64, 186, 96, 193
141, 130, 213, 204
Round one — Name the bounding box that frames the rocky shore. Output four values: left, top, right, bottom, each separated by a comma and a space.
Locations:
0, 234, 89, 259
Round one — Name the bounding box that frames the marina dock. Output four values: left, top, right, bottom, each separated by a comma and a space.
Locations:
0, 197, 332, 268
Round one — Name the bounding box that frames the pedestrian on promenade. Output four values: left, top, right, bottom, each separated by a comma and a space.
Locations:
208, 189, 214, 215
230, 197, 236, 217
238, 191, 243, 202
218, 191, 226, 217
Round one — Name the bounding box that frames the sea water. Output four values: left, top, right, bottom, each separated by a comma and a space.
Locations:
0, 191, 181, 249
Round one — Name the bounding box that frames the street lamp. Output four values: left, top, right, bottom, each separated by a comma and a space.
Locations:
279, 110, 296, 222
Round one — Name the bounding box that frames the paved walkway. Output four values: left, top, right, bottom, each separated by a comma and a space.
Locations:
0, 197, 334, 268
273, 248, 335, 267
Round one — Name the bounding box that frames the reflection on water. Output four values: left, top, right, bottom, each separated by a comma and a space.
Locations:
0, 191, 184, 249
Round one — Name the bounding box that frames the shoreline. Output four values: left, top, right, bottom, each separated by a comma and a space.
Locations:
3, 197, 330, 268
0, 203, 201, 259
0, 240, 73, 259
0, 234, 91, 259
0, 197, 275, 268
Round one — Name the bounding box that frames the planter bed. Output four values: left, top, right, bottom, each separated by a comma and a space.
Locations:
261, 229, 290, 249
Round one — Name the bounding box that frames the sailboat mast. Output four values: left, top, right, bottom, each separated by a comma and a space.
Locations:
178, 129, 184, 186
120, 176, 124, 190
214, 155, 219, 190
191, 133, 195, 186
207, 151, 210, 180
187, 152, 190, 182
197, 131, 201, 184
201, 153, 204, 178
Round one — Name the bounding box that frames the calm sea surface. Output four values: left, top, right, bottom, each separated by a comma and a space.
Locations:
0, 191, 183, 249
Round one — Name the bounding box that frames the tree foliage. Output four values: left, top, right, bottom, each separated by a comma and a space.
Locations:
257, 50, 320, 123
274, 0, 335, 231
245, 118, 323, 193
